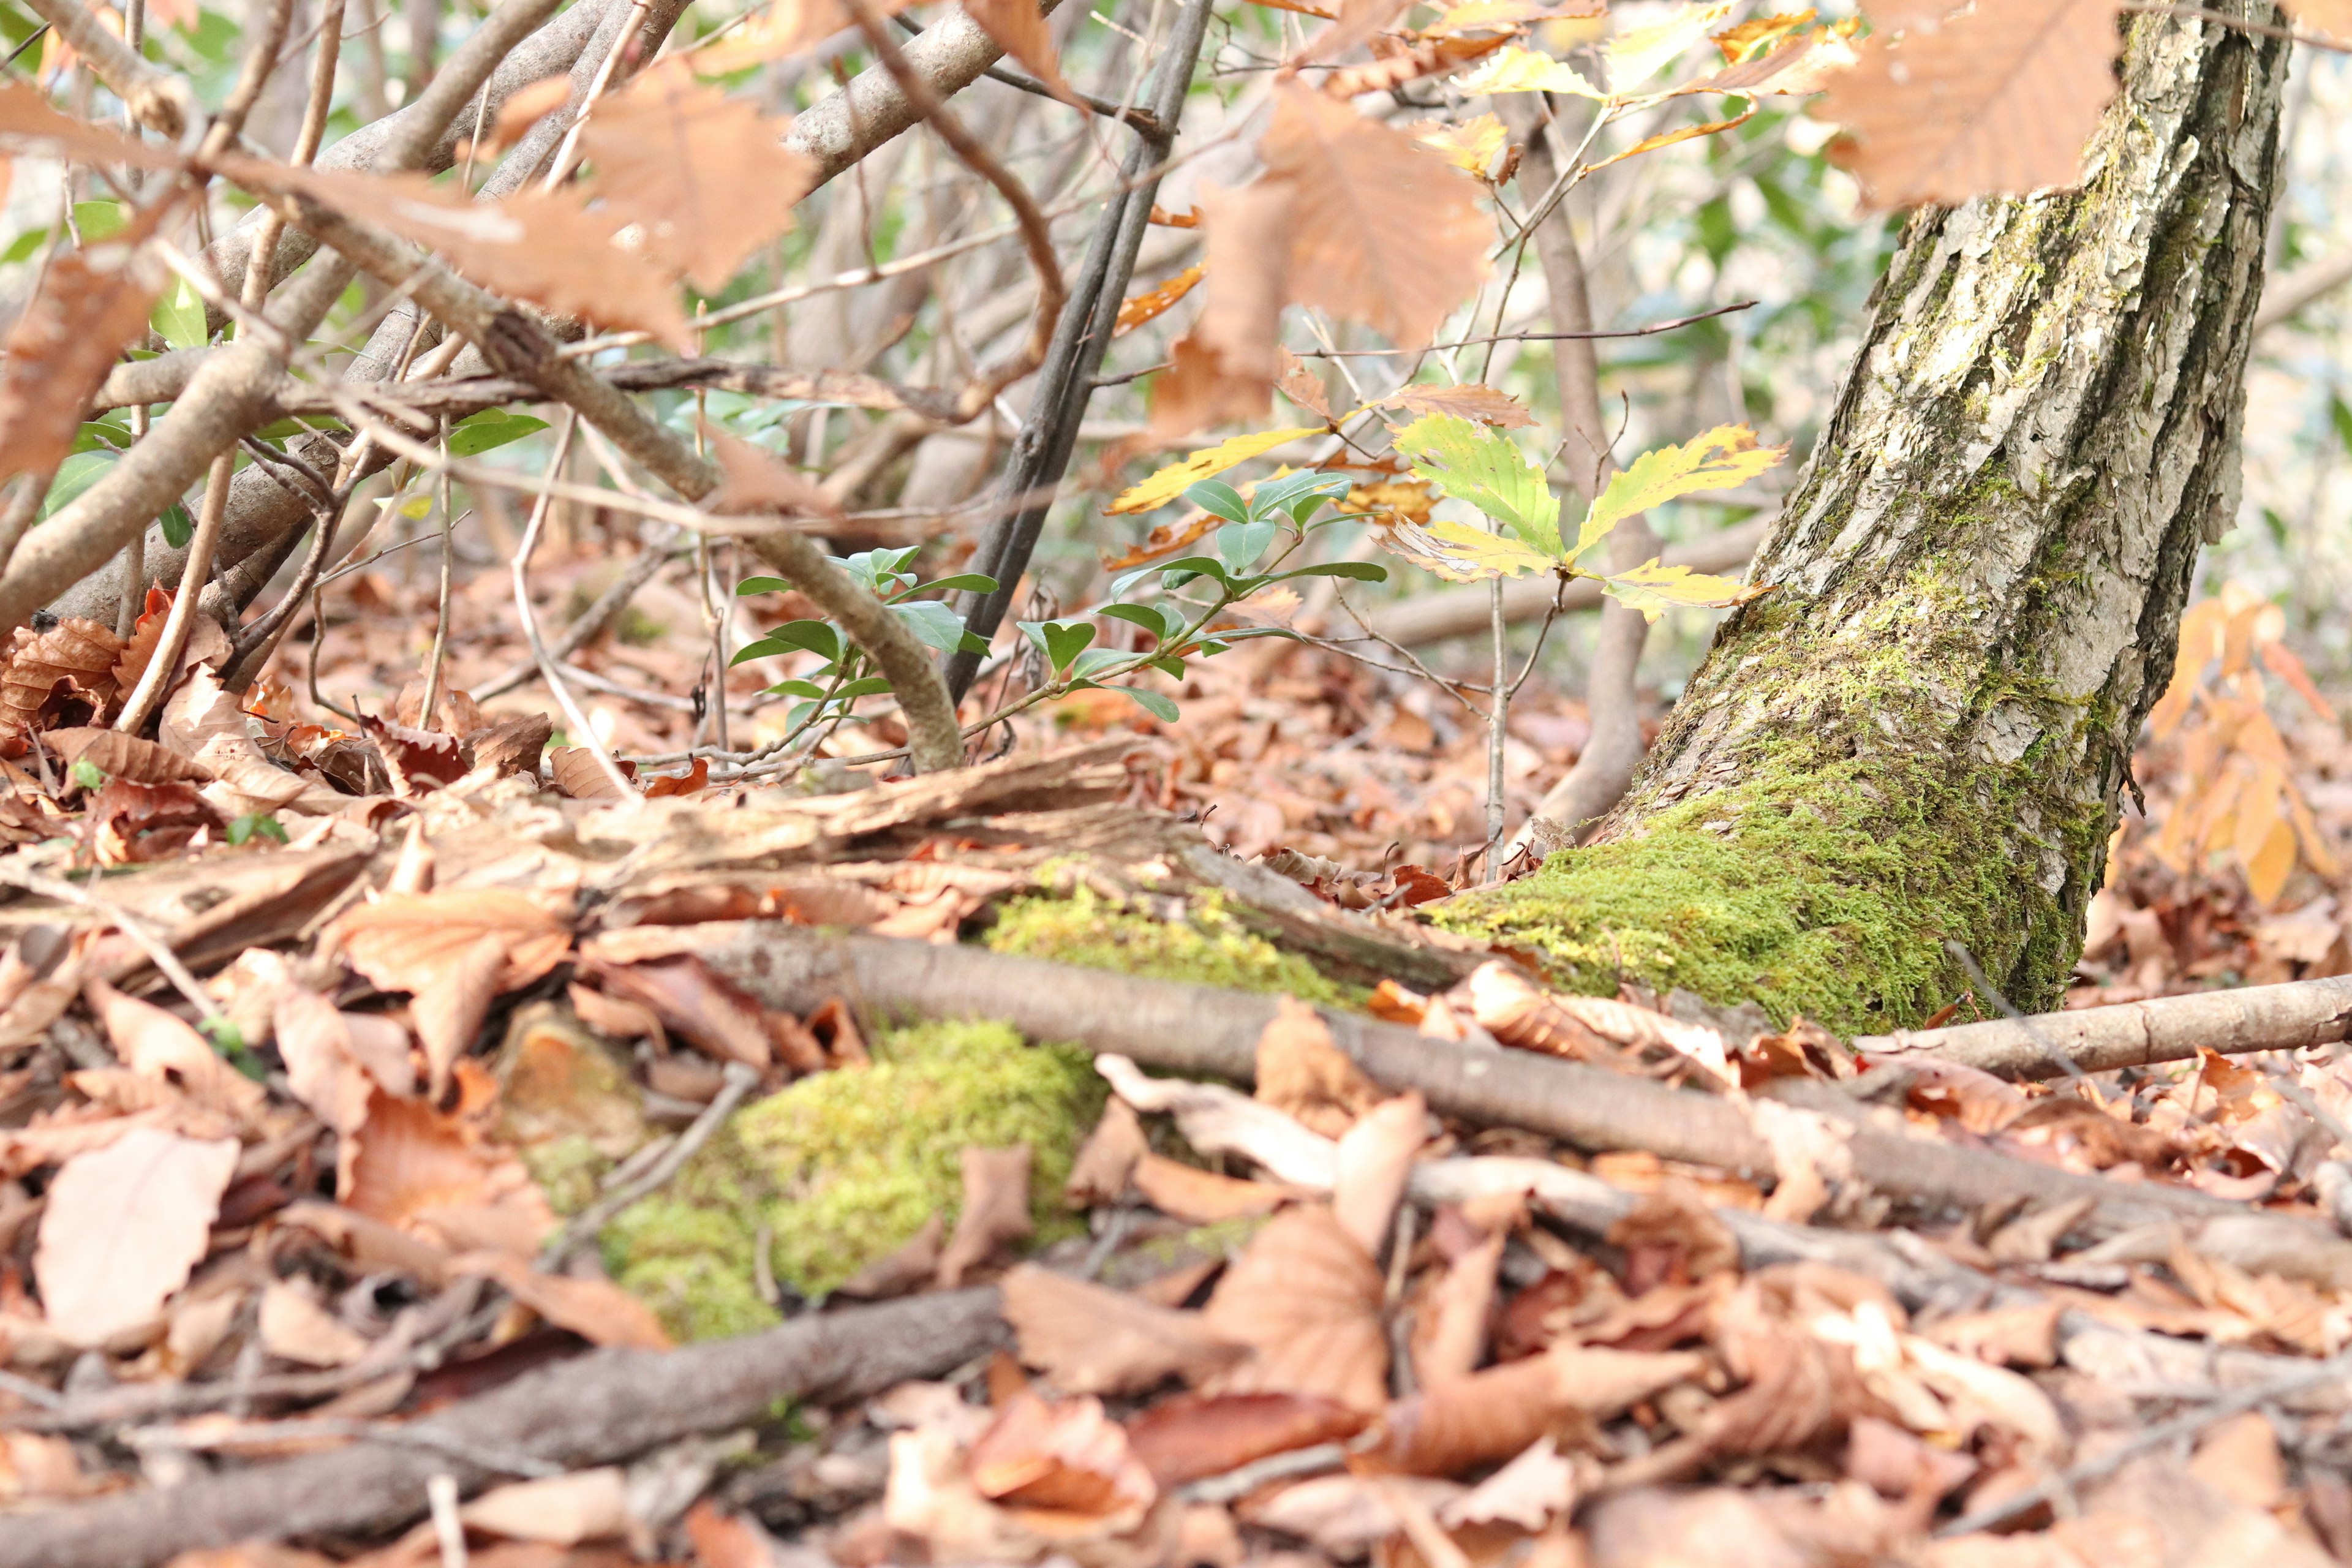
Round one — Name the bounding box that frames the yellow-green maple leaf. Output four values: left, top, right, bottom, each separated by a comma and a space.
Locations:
1107, 428, 1319, 515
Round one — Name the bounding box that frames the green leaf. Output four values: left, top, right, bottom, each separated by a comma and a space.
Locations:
72, 416, 129, 454
1115, 687, 1180, 722
1277, 560, 1389, 583
226, 813, 288, 846
736, 575, 793, 597
731, 619, 842, 666
958, 631, 992, 656
1019, 619, 1096, 676
1599, 557, 1771, 622
1575, 424, 1789, 564
1107, 427, 1320, 514
1216, 521, 1278, 576
448, 409, 551, 457
71, 200, 125, 241
1098, 603, 1172, 641
1068, 647, 1131, 679
41, 451, 116, 520
918, 573, 998, 596
70, 758, 105, 790
3, 228, 47, 263
1184, 478, 1250, 524
891, 598, 970, 654
830, 676, 894, 701
1251, 469, 1351, 523
158, 503, 192, 549
150, 273, 206, 351
1392, 414, 1561, 556
1146, 655, 1186, 679
1112, 554, 1228, 600
764, 679, 829, 698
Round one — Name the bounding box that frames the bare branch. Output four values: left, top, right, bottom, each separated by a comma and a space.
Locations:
18, 0, 195, 137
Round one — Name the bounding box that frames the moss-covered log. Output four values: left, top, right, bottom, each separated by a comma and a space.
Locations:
1446, 6, 2289, 1033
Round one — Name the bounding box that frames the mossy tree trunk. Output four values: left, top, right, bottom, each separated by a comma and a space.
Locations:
1447, 5, 2289, 1035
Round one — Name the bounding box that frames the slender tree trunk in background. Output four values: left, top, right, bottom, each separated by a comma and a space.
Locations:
1444, 6, 2288, 1035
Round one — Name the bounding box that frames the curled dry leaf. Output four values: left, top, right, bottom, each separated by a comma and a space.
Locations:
0, 203, 168, 484
938, 1145, 1035, 1287
1, 617, 126, 734
1125, 1390, 1370, 1488
1332, 1091, 1427, 1254
1202, 1202, 1389, 1412
34, 1126, 239, 1347
1366, 1342, 1706, 1475
451, 1250, 672, 1351
1465, 962, 1617, 1060
1133, 1152, 1287, 1223
331, 889, 571, 1094
87, 777, 224, 865
113, 584, 231, 701
42, 726, 211, 785
999, 1263, 1248, 1397
1098, 1052, 1339, 1188
85, 976, 267, 1122
341, 1088, 556, 1256
1065, 1096, 1148, 1207
967, 1390, 1158, 1523
1256, 995, 1383, 1137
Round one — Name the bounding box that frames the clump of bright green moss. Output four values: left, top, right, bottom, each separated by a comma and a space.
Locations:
605, 1019, 1102, 1338
984, 884, 1354, 1008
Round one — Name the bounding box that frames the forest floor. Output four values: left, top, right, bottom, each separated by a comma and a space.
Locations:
3, 541, 2352, 1568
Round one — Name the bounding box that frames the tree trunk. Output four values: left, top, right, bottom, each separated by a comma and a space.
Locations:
1442, 5, 2289, 1035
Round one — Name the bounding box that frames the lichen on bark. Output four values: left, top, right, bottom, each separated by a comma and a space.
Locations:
1447, 5, 2288, 1032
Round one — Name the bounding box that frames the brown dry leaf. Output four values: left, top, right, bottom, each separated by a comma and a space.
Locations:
999, 1263, 1247, 1396
480, 73, 573, 155
961, 0, 1079, 103
273, 984, 393, 1139
42, 726, 211, 785
1, 617, 126, 734
1440, 1435, 1580, 1531
341, 1088, 556, 1256
0, 205, 168, 483
1148, 330, 1276, 439
459, 1467, 629, 1544
1238, 1473, 1466, 1555
1116, 263, 1208, 337
1276, 345, 1335, 423
575, 954, 772, 1068
1125, 1391, 1370, 1487
247, 162, 694, 350
331, 890, 570, 1095
2081, 1453, 2331, 1568
34, 1126, 238, 1346
1819, 0, 2120, 209
1702, 1266, 1896, 1460
1412, 1225, 1504, 1386
1464, 962, 1618, 1060
1607, 1181, 1740, 1290
1065, 1097, 1148, 1207
1921, 1297, 2064, 1368
577, 63, 817, 292
472, 714, 554, 777
1132, 1152, 1287, 1223
938, 1145, 1035, 1286
967, 1389, 1158, 1521
1256, 994, 1382, 1137
1366, 1341, 1705, 1474
1202, 1202, 1388, 1412
115, 584, 232, 700
704, 424, 840, 519
451, 1251, 672, 1351
1379, 383, 1533, 428
2188, 1411, 2286, 1512
85, 977, 268, 1122
257, 1279, 373, 1366
548, 745, 635, 799
835, 1213, 945, 1300
1332, 1091, 1426, 1254
87, 776, 224, 865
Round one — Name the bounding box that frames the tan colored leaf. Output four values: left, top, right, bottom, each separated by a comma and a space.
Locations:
42, 726, 211, 785
252, 162, 693, 349
257, 1279, 373, 1366
1, 617, 125, 734
1001, 1263, 1249, 1396
1238, 1473, 1466, 1554
481, 74, 574, 156
1065, 1097, 1147, 1207
271, 985, 379, 1137
459, 1467, 630, 1544
1818, 0, 2120, 209
452, 1249, 672, 1350
1411, 1226, 1503, 1386
1133, 1152, 1287, 1223
1440, 1435, 1579, 1530
85, 976, 266, 1122
1332, 1091, 1426, 1254
1202, 1202, 1387, 1412
578, 64, 817, 293
968, 1389, 1158, 1523
704, 424, 840, 519
1379, 382, 1532, 428
0, 208, 168, 483
330, 889, 571, 1094
577, 953, 772, 1068
472, 712, 553, 777
938, 1144, 1034, 1286
548, 744, 636, 799
1256, 995, 1382, 1137
1126, 1390, 1369, 1487
341, 1088, 556, 1256
1366, 1341, 1705, 1473
1115, 262, 1207, 337
0, 81, 186, 167
1148, 330, 1277, 440
962, 0, 1079, 102
34, 1126, 238, 1346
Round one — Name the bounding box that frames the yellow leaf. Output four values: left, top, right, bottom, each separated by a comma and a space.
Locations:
1422, 1, 1562, 36
1106, 427, 1319, 515
1455, 45, 1605, 98
1374, 519, 1557, 582
1599, 558, 1770, 621
1336, 479, 1436, 526
1584, 107, 1754, 173
1605, 0, 1739, 85
1411, 113, 1510, 178
1712, 9, 1815, 64
1575, 423, 1786, 562
1115, 263, 1207, 336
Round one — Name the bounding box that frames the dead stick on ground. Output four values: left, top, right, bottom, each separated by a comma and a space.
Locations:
0, 1289, 1007, 1568
540, 1060, 757, 1268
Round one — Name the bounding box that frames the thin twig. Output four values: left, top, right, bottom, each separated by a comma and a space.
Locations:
541, 1060, 759, 1267
0, 862, 223, 1023
507, 413, 636, 800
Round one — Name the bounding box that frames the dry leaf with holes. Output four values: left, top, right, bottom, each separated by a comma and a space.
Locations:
330, 889, 570, 1094
578, 64, 817, 292
34, 1126, 238, 1346
0, 203, 169, 483
341, 1088, 555, 1256
1202, 1202, 1387, 1412
1819, 0, 2119, 209
1256, 995, 1382, 1137
85, 977, 267, 1122
938, 1145, 1035, 1286
999, 1263, 1248, 1396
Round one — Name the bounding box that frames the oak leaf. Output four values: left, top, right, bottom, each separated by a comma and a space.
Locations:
1202, 1202, 1388, 1412
578, 64, 817, 292
34, 1126, 238, 1346
1818, 0, 2120, 209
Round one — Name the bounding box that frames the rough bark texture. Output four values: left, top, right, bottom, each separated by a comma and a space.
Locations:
1441, 6, 2288, 1033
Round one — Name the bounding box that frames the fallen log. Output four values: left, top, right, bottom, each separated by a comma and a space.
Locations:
0, 1289, 1005, 1568
1858, 974, 2352, 1080
604, 925, 2352, 1272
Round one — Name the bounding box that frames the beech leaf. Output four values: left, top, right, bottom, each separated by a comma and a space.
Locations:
1392, 413, 1561, 552
1576, 424, 1787, 562
1379, 382, 1532, 429
1202, 1203, 1389, 1412
1000, 1264, 1248, 1396
35, 1127, 239, 1346
0, 208, 169, 484
1109, 428, 1319, 515
1601, 558, 1773, 622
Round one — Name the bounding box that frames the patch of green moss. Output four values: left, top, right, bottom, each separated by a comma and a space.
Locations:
603, 1020, 1103, 1337
520, 1136, 613, 1218
984, 885, 1353, 1008
1440, 555, 2108, 1035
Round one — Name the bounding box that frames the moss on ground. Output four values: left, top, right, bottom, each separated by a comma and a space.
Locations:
984, 884, 1355, 1008
605, 1019, 1102, 1338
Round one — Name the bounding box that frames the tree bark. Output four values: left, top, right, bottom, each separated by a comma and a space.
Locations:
1441, 4, 2289, 1034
